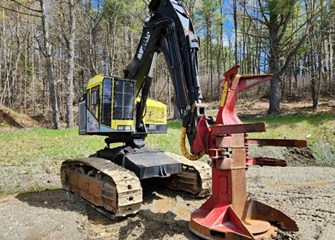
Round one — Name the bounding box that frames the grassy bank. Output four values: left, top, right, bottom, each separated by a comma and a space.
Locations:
0, 128, 104, 167
0, 112, 334, 167
241, 112, 335, 164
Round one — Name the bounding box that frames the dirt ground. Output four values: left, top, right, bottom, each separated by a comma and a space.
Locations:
0, 105, 41, 129
0, 164, 334, 240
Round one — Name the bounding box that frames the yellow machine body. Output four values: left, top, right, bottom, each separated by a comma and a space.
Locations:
79, 75, 167, 136
136, 97, 167, 133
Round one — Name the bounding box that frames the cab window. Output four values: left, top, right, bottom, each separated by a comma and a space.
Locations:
102, 79, 112, 126
91, 86, 100, 120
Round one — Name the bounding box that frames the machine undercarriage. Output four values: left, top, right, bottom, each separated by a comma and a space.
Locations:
61, 147, 212, 217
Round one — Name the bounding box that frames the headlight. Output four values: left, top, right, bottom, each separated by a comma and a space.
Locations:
117, 125, 132, 131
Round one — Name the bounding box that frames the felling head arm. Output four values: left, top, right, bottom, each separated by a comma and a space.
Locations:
184, 65, 273, 159
216, 65, 272, 125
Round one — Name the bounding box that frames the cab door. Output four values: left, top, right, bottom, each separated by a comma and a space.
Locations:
90, 86, 100, 122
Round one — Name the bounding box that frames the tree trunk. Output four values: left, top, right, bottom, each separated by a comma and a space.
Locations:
66, 0, 75, 128
32, 32, 36, 116
40, 0, 61, 129
268, 21, 281, 114
268, 73, 281, 114
233, 0, 238, 64
209, 26, 213, 100
217, 0, 224, 98
332, 3, 335, 94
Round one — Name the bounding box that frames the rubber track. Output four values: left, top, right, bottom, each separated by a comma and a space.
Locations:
61, 157, 142, 217
165, 153, 212, 197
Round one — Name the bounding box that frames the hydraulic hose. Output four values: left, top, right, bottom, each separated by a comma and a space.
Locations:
180, 127, 205, 161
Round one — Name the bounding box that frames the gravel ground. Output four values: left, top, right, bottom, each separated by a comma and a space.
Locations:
0, 165, 334, 240
247, 166, 335, 240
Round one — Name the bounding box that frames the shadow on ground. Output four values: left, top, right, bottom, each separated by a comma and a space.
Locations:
16, 189, 90, 217
15, 184, 202, 239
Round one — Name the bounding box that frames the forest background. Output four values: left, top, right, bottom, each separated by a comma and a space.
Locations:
0, 0, 334, 129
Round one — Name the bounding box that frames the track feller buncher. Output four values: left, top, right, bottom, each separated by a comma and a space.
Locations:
61, 0, 307, 239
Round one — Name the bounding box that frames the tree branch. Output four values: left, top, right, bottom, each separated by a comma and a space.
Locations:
9, 0, 42, 13
0, 4, 41, 17
239, 1, 268, 26
279, 16, 315, 76
257, 0, 269, 25
34, 34, 47, 58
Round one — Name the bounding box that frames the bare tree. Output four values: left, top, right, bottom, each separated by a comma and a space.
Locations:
247, 0, 313, 114
58, 0, 76, 128
36, 0, 60, 129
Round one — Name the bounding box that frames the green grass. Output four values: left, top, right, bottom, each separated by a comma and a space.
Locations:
0, 128, 105, 167
146, 121, 182, 154
241, 112, 335, 164
0, 111, 334, 167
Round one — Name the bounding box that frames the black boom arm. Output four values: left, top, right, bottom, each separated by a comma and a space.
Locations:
124, 0, 202, 147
